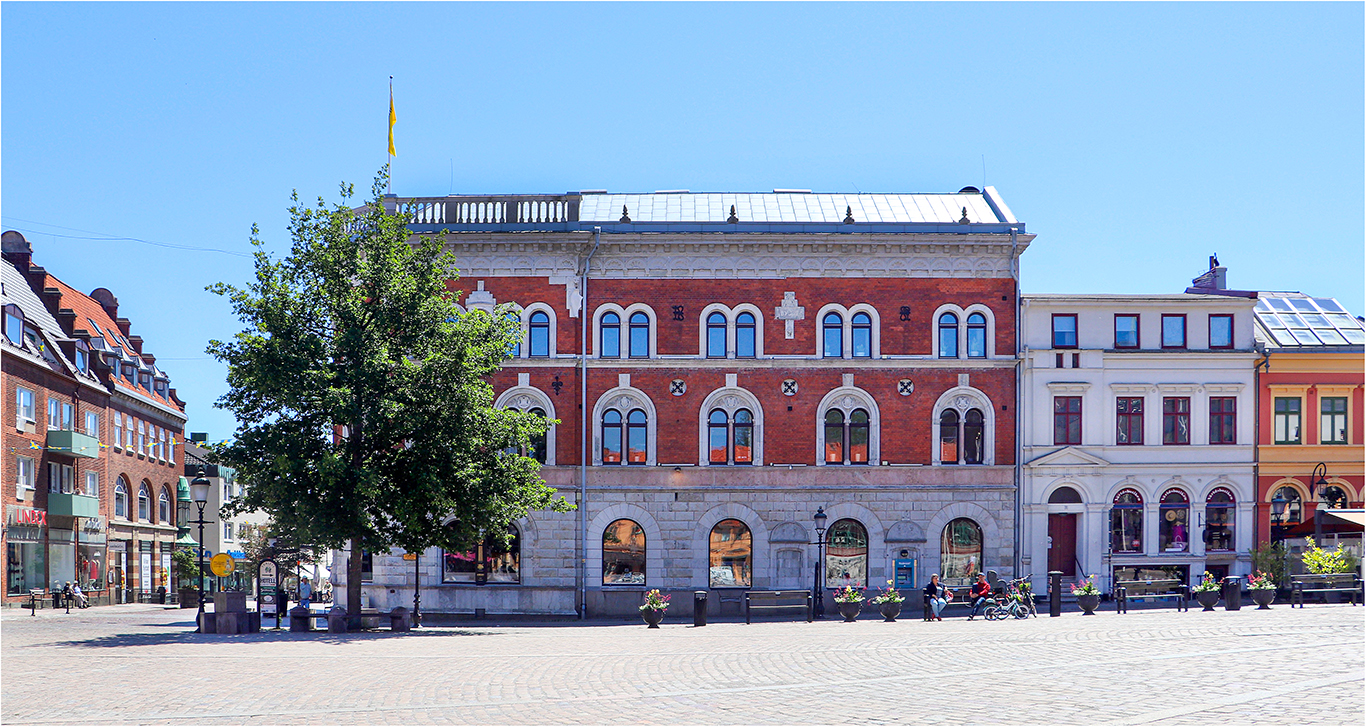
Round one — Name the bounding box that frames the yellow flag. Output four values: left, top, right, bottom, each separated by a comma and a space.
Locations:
388, 86, 397, 157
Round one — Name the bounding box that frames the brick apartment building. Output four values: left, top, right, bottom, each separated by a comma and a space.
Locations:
343, 188, 1033, 617
3, 231, 187, 606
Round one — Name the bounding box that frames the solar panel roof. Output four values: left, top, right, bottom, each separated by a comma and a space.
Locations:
1254, 293, 1365, 348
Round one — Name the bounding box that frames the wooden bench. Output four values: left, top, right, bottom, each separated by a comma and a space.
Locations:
1115, 579, 1189, 613
744, 590, 812, 624
1290, 573, 1364, 607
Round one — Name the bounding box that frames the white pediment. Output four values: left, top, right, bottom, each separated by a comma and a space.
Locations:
1027, 446, 1110, 468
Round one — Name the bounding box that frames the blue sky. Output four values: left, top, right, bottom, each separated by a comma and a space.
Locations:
4, 2, 1362, 440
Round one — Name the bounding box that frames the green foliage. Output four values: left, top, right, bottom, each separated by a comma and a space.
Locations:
172, 548, 200, 586
1302, 537, 1353, 574
1251, 541, 1289, 586
206, 170, 573, 568
1191, 571, 1221, 593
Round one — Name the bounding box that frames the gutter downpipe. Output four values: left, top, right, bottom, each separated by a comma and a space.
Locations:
1010, 227, 1024, 582
579, 227, 601, 620
1254, 344, 1269, 549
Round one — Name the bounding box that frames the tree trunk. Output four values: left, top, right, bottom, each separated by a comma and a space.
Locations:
348, 539, 363, 629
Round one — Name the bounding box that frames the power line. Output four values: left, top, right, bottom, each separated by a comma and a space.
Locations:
2, 216, 254, 258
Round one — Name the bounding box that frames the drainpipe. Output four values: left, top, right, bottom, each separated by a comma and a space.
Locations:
579, 227, 601, 619
1010, 227, 1024, 580
1253, 345, 1270, 549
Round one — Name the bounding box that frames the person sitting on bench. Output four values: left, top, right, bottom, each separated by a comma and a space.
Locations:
967, 573, 993, 621
925, 574, 953, 621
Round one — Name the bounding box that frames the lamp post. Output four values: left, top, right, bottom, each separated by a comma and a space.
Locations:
189, 467, 212, 633
1311, 462, 1329, 543
810, 507, 829, 620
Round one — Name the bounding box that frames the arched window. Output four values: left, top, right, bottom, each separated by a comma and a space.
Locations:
709, 519, 752, 588
603, 519, 646, 585
939, 313, 959, 358
966, 313, 987, 358
1111, 489, 1144, 553
706, 312, 727, 358
1319, 485, 1350, 510
825, 519, 868, 588
1273, 486, 1303, 524
849, 409, 870, 464
626, 409, 648, 464
733, 409, 753, 464
600, 312, 621, 358
158, 488, 171, 524
941, 518, 983, 585
506, 311, 522, 357
1159, 488, 1190, 553
963, 409, 985, 464
528, 311, 550, 357
1049, 486, 1083, 504
939, 409, 960, 464
823, 313, 843, 358
602, 410, 623, 464
1206, 488, 1235, 552
851, 312, 872, 358
138, 483, 150, 521
443, 524, 521, 584
708, 409, 729, 464
736, 312, 756, 358
114, 478, 128, 519
628, 312, 650, 358
528, 407, 548, 464
824, 410, 845, 464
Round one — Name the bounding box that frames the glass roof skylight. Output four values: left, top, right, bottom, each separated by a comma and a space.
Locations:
1254, 293, 1363, 349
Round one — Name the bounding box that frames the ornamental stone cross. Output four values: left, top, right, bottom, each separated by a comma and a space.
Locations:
774, 292, 805, 339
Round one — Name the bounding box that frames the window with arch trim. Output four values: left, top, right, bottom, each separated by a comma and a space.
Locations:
708, 409, 753, 465
602, 408, 648, 464
1205, 488, 1235, 552
528, 407, 548, 464
528, 311, 550, 357
114, 478, 128, 519
603, 519, 646, 585
628, 312, 650, 358
138, 483, 150, 521
966, 313, 987, 358
709, 519, 752, 587
1272, 486, 1303, 525
825, 519, 868, 588
600, 312, 621, 358
1158, 488, 1190, 553
941, 518, 983, 586
1319, 485, 1350, 510
823, 313, 843, 358
851, 312, 872, 358
706, 312, 727, 358
939, 313, 959, 358
1111, 489, 1143, 553
939, 410, 959, 463
824, 409, 870, 464
736, 312, 756, 358
158, 488, 171, 524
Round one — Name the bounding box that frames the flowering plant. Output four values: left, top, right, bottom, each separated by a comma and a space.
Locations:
1247, 571, 1276, 591
869, 579, 905, 604
832, 585, 865, 603
638, 589, 671, 612
1191, 571, 1221, 593
1070, 574, 1100, 596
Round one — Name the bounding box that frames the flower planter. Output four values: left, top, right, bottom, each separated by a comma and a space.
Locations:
1251, 589, 1276, 610
1195, 591, 1221, 611
641, 608, 665, 629
836, 602, 862, 622
178, 588, 200, 609
877, 601, 902, 622
1075, 593, 1101, 615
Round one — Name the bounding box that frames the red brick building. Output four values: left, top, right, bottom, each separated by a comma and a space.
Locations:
3, 231, 186, 606
350, 189, 1033, 617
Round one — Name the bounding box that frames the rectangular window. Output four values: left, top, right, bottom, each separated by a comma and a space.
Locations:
1274, 398, 1301, 444
1114, 314, 1140, 349
1053, 396, 1082, 445
48, 463, 73, 494
84, 471, 99, 497
16, 387, 36, 424
1052, 314, 1078, 349
1163, 397, 1191, 445
114, 412, 123, 449
1209, 397, 1237, 444
1321, 397, 1348, 444
17, 456, 35, 490
48, 398, 60, 430
1161, 314, 1187, 349
1116, 397, 1144, 445
125, 415, 133, 452
1209, 314, 1233, 349
1054, 352, 1064, 368
138, 420, 146, 455
159, 429, 167, 461
223, 522, 233, 541
84, 411, 99, 439
168, 432, 176, 464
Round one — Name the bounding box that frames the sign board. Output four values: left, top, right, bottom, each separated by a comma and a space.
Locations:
210, 553, 236, 577
402, 553, 418, 561
140, 553, 152, 591
258, 560, 279, 616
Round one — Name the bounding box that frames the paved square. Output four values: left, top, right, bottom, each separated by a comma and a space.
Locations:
2, 603, 1362, 725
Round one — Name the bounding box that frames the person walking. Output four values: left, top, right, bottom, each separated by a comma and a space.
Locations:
924, 574, 953, 621
61, 581, 73, 610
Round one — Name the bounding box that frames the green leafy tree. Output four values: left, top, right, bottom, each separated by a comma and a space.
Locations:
207, 171, 572, 623
1302, 537, 1355, 575
1250, 541, 1290, 587
172, 548, 201, 589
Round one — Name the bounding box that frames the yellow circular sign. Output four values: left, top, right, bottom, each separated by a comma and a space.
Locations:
210, 553, 236, 577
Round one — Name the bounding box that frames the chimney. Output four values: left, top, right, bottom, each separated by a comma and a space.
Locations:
1190, 254, 1227, 291
41, 286, 63, 316
56, 308, 77, 335
1, 230, 32, 269
90, 288, 119, 320
115, 317, 132, 337
127, 335, 144, 354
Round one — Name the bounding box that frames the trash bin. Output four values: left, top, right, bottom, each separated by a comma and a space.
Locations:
1223, 577, 1242, 611
289, 605, 312, 632
156, 586, 167, 605
327, 605, 348, 633
693, 591, 707, 627
389, 606, 411, 632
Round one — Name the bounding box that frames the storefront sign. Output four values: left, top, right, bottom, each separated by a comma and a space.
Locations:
79, 517, 105, 543
140, 552, 152, 591
210, 553, 236, 577
5, 506, 46, 542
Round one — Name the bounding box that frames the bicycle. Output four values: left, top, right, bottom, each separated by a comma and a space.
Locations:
985, 577, 1036, 620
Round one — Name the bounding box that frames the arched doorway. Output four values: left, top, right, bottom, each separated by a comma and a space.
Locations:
1047, 486, 1083, 578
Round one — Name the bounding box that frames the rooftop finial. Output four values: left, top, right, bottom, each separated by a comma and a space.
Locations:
959, 207, 970, 224
727, 205, 738, 224
619, 205, 631, 223
844, 206, 855, 224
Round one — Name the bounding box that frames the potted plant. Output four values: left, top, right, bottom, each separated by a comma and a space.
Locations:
869, 579, 905, 622
1192, 571, 1222, 611
1070, 574, 1101, 615
173, 548, 201, 609
1248, 571, 1277, 609
639, 589, 670, 628
833, 585, 864, 622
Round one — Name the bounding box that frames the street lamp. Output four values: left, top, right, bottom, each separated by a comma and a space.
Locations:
811, 507, 829, 620
190, 467, 212, 633
1311, 462, 1330, 542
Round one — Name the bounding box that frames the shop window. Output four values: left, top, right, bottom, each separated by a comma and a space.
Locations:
1161, 314, 1186, 349
600, 312, 621, 358
966, 313, 987, 358
1321, 397, 1348, 444
114, 479, 128, 519
1163, 397, 1191, 445
1111, 489, 1143, 553
443, 525, 521, 584
1117, 397, 1144, 445
939, 409, 959, 464
628, 312, 650, 358
1209, 314, 1233, 349
1209, 397, 1236, 444
7, 542, 46, 592
602, 519, 646, 585
1319, 485, 1350, 510
940, 518, 983, 586
527, 311, 550, 357
735, 312, 756, 358
938, 313, 959, 358
851, 312, 872, 358
708, 519, 752, 588
1158, 488, 1190, 553
1054, 396, 1082, 445
1205, 488, 1235, 552
706, 312, 727, 358
825, 519, 868, 589
1114, 314, 1139, 349
823, 313, 843, 358
1052, 314, 1078, 349
1274, 398, 1301, 444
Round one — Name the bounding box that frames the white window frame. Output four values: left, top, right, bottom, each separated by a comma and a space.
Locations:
158, 428, 167, 461
15, 387, 35, 428
931, 304, 996, 359
494, 380, 558, 466
17, 456, 36, 491
517, 302, 558, 359
931, 385, 997, 466
137, 420, 146, 456
84, 411, 99, 439
592, 304, 657, 359
697, 304, 766, 359
591, 381, 657, 465
813, 303, 880, 359
815, 384, 881, 465
113, 412, 124, 449
85, 471, 99, 497
49, 463, 74, 494
697, 382, 764, 466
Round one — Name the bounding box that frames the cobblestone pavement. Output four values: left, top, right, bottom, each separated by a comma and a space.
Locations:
2, 602, 1362, 725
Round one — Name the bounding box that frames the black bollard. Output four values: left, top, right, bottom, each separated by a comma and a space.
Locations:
1049, 571, 1062, 617
693, 591, 707, 627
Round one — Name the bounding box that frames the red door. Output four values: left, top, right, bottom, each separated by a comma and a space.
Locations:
1048, 513, 1078, 579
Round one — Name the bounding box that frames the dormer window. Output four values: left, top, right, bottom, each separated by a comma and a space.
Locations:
3, 304, 23, 345
74, 341, 90, 374
122, 363, 135, 383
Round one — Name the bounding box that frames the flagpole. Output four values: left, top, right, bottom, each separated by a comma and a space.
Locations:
388, 76, 394, 196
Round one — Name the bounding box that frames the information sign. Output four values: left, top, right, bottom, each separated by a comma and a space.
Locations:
210, 553, 236, 577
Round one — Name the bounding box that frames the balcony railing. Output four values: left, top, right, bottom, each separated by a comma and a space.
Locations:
46, 429, 100, 459
48, 492, 100, 518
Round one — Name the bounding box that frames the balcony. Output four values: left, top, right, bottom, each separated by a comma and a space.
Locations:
46, 429, 100, 459
48, 492, 99, 518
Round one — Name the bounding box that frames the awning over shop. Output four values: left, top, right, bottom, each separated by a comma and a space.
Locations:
1323, 509, 1366, 530
1282, 510, 1365, 537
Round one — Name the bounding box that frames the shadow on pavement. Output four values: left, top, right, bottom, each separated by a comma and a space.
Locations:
39, 625, 491, 649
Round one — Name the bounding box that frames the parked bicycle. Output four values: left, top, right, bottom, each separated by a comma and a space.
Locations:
985, 576, 1037, 620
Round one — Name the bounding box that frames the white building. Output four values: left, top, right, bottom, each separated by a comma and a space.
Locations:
1020, 293, 1258, 593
